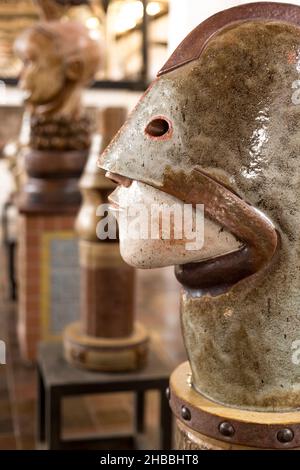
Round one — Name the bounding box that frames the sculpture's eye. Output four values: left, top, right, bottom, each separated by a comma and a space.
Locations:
145, 117, 172, 139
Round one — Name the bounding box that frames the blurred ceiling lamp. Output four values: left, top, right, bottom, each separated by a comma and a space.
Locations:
64, 1, 105, 42
111, 0, 168, 35
86, 16, 100, 29
146, 1, 161, 16
84, 14, 103, 41
113, 0, 144, 34
35, 0, 105, 48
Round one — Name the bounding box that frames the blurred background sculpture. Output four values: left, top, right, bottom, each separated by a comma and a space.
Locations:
15, 19, 101, 210
64, 107, 149, 371
15, 20, 101, 117
15, 19, 101, 360
100, 2, 300, 450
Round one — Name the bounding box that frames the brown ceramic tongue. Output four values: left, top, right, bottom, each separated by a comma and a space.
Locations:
161, 166, 278, 290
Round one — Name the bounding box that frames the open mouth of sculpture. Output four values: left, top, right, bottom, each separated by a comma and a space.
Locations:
161, 166, 279, 292
106, 168, 279, 293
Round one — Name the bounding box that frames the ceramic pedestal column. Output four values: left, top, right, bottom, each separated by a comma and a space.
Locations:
63, 108, 149, 371
18, 116, 90, 361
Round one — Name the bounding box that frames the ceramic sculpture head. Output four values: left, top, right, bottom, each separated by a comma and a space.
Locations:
99, 2, 300, 410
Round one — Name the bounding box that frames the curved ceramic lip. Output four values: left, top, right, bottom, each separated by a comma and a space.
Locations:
144, 114, 174, 141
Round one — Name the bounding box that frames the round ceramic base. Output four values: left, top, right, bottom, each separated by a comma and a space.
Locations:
63, 321, 149, 372
170, 362, 300, 450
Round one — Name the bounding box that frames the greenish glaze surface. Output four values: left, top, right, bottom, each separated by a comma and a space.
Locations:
101, 21, 300, 410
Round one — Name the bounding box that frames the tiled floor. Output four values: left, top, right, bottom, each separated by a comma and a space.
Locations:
0, 258, 186, 449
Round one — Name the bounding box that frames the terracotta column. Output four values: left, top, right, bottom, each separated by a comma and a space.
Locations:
17, 118, 91, 362
63, 107, 149, 371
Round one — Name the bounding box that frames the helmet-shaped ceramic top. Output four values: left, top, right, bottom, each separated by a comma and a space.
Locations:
99, 2, 300, 239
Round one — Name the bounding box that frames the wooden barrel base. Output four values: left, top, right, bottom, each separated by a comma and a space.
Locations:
175, 419, 256, 450
170, 362, 300, 450
63, 321, 149, 372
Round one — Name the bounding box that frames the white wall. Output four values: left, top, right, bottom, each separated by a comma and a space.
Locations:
168, 0, 300, 54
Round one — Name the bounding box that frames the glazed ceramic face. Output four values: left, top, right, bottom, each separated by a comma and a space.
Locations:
109, 181, 241, 268
17, 31, 65, 105
100, 20, 300, 273
101, 9, 300, 410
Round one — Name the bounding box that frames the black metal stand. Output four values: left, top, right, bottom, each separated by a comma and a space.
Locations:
37, 342, 173, 450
